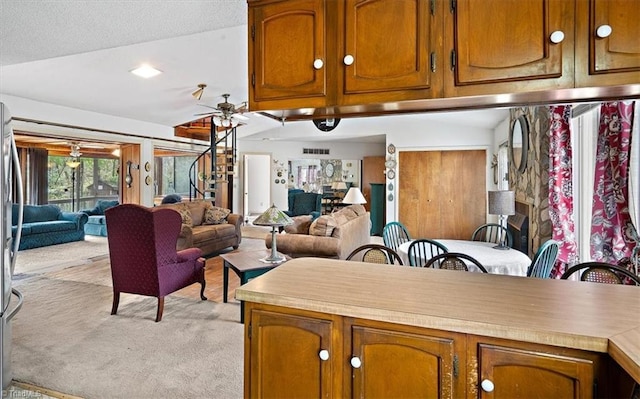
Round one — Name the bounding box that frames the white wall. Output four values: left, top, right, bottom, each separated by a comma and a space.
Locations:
237, 139, 385, 212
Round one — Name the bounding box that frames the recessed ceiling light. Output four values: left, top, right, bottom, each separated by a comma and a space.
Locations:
130, 64, 162, 79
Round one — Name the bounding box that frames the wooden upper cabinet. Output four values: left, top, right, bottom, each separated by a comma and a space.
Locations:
249, 0, 442, 111
249, 0, 328, 110
445, 0, 575, 97
338, 0, 442, 104
575, 0, 640, 87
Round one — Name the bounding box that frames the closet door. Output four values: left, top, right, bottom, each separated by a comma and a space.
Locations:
399, 150, 485, 239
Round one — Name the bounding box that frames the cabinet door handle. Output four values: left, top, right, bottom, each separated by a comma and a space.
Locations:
313, 59, 324, 70
350, 356, 362, 368
549, 30, 565, 44
596, 24, 612, 38
481, 379, 495, 392
343, 55, 355, 66
318, 349, 329, 361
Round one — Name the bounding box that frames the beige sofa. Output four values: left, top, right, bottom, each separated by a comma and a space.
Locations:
158, 200, 242, 256
266, 204, 370, 259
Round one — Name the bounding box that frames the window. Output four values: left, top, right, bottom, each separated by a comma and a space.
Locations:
155, 154, 198, 196
47, 155, 119, 212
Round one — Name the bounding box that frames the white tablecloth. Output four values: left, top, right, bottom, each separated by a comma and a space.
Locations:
397, 239, 531, 276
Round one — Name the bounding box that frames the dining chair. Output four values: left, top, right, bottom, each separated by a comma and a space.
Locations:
382, 221, 411, 252
560, 262, 640, 285
526, 240, 560, 278
346, 244, 404, 265
471, 223, 513, 247
407, 239, 448, 267
425, 252, 488, 273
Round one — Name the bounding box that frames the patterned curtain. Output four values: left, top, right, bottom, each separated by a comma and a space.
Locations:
548, 105, 578, 277
590, 101, 637, 263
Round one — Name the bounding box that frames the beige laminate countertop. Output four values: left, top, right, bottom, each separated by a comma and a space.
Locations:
236, 257, 640, 382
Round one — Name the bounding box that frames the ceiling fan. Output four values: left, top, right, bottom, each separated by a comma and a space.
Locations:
195, 93, 249, 128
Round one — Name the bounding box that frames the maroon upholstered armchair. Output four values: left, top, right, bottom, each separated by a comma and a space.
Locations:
105, 204, 207, 322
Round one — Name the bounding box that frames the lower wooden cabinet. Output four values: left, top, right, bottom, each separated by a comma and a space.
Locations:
244, 303, 623, 398
347, 321, 465, 398
468, 336, 600, 399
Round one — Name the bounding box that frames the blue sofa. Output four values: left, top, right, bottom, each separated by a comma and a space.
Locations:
80, 200, 120, 236
12, 204, 88, 250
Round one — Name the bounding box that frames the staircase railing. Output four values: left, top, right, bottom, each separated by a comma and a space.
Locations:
188, 123, 237, 203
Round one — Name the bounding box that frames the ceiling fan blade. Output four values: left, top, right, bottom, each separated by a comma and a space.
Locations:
197, 104, 221, 110
193, 112, 217, 116
232, 113, 249, 120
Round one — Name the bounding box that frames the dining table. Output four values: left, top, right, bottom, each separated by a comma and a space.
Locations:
397, 239, 532, 276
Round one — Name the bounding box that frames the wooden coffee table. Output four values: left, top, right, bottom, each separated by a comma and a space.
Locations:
221, 249, 289, 322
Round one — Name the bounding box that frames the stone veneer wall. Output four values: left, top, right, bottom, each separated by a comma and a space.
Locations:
509, 106, 552, 257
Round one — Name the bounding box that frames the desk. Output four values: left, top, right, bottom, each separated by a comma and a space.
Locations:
397, 239, 531, 276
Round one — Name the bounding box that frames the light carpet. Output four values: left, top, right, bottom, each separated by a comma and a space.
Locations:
12, 274, 244, 398
14, 236, 109, 275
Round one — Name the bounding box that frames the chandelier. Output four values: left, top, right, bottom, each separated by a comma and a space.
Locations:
66, 143, 82, 168
69, 143, 82, 158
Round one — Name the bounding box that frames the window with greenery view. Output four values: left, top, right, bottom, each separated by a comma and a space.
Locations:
48, 156, 119, 212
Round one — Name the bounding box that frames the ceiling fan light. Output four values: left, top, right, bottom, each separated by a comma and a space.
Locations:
222, 118, 230, 128
231, 118, 239, 127
213, 116, 222, 126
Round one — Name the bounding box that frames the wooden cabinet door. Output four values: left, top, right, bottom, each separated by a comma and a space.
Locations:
575, 0, 640, 87
399, 150, 485, 240
445, 0, 575, 97
348, 323, 463, 398
249, 0, 329, 110
362, 156, 385, 212
475, 343, 596, 399
248, 308, 336, 398
339, 0, 442, 104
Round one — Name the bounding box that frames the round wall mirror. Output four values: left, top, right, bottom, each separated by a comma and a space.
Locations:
509, 115, 529, 173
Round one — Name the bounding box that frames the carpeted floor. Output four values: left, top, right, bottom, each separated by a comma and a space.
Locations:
9, 234, 266, 398
12, 275, 244, 398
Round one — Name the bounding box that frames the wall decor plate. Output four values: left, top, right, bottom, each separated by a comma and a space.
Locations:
388, 183, 394, 191
145, 175, 152, 185
387, 169, 396, 179
387, 143, 396, 154
144, 162, 151, 172
388, 193, 394, 201
385, 159, 397, 169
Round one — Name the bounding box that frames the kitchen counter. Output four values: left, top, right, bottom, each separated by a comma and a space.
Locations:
236, 257, 640, 383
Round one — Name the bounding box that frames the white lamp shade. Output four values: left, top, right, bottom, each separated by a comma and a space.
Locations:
342, 187, 366, 204
488, 190, 515, 215
332, 181, 347, 190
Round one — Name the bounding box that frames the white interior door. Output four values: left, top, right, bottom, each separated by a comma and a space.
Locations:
243, 154, 271, 220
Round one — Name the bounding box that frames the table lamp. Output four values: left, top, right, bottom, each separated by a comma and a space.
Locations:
331, 181, 348, 198
342, 187, 367, 204
488, 190, 515, 250
253, 204, 294, 263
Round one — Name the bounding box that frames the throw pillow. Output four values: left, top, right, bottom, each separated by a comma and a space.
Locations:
176, 205, 193, 226
284, 215, 313, 234
204, 203, 231, 225
309, 215, 337, 237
